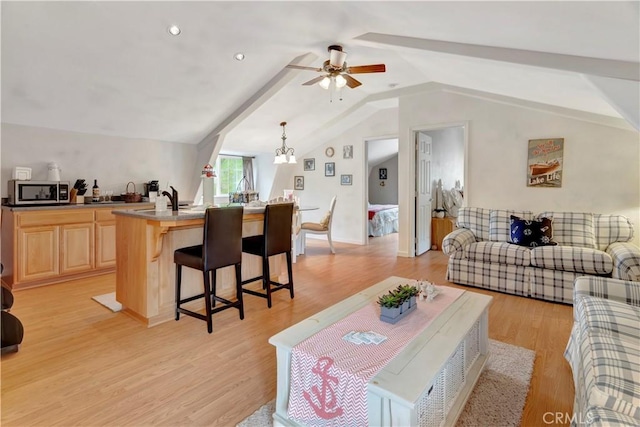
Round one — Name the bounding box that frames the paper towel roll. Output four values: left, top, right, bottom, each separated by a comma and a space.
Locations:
202, 176, 214, 207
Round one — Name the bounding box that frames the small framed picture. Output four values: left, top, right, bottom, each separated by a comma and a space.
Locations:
343, 145, 353, 159
341, 174, 352, 185
379, 168, 387, 180
294, 176, 304, 190
325, 162, 335, 177
303, 158, 315, 171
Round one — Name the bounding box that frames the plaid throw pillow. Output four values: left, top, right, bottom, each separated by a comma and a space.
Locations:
510, 215, 557, 247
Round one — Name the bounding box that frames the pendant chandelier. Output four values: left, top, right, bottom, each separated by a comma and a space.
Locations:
274, 121, 297, 164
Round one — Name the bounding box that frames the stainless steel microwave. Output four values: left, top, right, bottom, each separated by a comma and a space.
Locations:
7, 180, 70, 205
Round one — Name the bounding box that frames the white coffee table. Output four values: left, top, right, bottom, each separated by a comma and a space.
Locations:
268, 276, 492, 427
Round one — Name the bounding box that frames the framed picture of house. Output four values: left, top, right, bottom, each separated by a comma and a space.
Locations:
379, 168, 387, 180
341, 174, 352, 185
343, 145, 353, 159
294, 176, 304, 190
325, 162, 335, 177
527, 138, 563, 188
303, 158, 315, 171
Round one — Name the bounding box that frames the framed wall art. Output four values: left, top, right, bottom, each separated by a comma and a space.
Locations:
325, 162, 335, 177
379, 167, 387, 180
527, 138, 563, 188
303, 158, 315, 171
343, 145, 353, 159
341, 174, 352, 185
294, 176, 304, 190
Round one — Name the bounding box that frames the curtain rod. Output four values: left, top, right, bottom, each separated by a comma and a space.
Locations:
218, 153, 256, 159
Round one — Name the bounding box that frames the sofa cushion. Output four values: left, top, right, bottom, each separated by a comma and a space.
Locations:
575, 295, 640, 343
537, 212, 597, 249
510, 215, 556, 247
578, 332, 640, 419
464, 241, 531, 267
531, 246, 613, 275
488, 209, 533, 242
457, 207, 491, 241
595, 214, 635, 251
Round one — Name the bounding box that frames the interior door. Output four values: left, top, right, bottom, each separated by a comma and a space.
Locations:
415, 132, 432, 255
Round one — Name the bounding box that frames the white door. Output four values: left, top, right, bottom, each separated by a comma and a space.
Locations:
415, 132, 432, 255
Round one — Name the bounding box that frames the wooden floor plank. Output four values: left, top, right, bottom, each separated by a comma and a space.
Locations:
1, 234, 574, 426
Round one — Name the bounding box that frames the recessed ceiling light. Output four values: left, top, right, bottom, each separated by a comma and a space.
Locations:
234, 52, 245, 61
168, 25, 181, 36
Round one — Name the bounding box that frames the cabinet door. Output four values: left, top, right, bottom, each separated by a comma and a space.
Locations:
95, 221, 116, 268
17, 226, 60, 282
60, 223, 95, 275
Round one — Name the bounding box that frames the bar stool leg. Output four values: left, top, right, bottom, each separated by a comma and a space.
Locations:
203, 270, 213, 334
235, 263, 244, 320
285, 251, 294, 299
263, 256, 272, 308
175, 264, 182, 321
211, 272, 217, 308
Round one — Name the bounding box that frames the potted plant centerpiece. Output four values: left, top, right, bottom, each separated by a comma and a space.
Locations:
377, 284, 421, 324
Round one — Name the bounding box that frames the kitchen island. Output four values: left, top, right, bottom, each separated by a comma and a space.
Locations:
113, 206, 281, 327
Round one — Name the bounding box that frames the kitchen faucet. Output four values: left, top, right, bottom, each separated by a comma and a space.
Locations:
162, 186, 179, 212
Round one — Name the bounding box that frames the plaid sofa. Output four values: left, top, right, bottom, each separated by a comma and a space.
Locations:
443, 208, 640, 304
565, 276, 640, 426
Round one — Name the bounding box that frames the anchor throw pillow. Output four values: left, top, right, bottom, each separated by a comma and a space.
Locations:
510, 215, 557, 247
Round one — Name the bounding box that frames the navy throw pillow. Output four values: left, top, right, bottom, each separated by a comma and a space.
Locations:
510, 215, 556, 247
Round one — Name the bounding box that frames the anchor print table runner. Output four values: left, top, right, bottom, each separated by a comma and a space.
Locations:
287, 286, 465, 426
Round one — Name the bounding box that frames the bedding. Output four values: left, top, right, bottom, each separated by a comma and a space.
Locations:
368, 204, 399, 237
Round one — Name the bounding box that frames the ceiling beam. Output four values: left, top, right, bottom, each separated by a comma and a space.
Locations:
355, 32, 639, 82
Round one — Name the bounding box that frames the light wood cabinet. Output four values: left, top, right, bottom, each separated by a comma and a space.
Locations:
95, 222, 116, 268
431, 217, 457, 251
60, 223, 94, 274
1, 204, 152, 289
17, 226, 60, 282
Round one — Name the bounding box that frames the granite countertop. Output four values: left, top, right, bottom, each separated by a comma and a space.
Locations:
1, 202, 153, 211
112, 205, 267, 221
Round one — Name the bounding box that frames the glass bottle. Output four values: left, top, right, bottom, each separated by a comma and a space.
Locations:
92, 179, 100, 202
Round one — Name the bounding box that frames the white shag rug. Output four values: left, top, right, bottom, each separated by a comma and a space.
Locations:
91, 292, 122, 312
237, 339, 535, 427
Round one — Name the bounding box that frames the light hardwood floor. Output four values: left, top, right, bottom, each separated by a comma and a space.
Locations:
1, 234, 574, 426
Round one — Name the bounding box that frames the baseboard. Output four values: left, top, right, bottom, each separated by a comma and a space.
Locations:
305, 235, 362, 245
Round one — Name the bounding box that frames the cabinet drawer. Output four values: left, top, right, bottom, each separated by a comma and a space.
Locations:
18, 210, 94, 227
95, 209, 116, 222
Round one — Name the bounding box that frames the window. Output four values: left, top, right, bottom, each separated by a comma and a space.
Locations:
215, 156, 245, 196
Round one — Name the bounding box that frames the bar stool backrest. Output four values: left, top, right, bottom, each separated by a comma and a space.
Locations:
264, 203, 294, 257
203, 206, 244, 271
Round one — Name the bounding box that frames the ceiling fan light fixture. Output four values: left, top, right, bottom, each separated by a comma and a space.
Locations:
319, 76, 331, 90
335, 74, 347, 88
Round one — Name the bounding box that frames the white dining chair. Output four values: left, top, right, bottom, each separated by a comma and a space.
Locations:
300, 196, 337, 254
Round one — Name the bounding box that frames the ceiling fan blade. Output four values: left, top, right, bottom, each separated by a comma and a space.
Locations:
329, 49, 347, 68
302, 76, 325, 86
344, 74, 362, 89
347, 64, 386, 74
286, 64, 322, 72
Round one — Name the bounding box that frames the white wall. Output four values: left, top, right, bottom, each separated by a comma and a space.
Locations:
276, 109, 399, 245
368, 155, 398, 205
398, 90, 640, 255
1, 123, 198, 201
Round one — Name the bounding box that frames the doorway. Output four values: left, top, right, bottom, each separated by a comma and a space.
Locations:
413, 124, 466, 256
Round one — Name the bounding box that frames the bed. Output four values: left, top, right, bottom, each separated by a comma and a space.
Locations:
368, 204, 399, 237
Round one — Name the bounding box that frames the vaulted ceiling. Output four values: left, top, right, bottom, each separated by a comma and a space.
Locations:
2, 1, 638, 159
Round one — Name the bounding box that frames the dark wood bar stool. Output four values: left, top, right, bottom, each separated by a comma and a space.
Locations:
174, 206, 244, 333
241, 203, 294, 308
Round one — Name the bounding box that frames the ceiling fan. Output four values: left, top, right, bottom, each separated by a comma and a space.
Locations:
286, 45, 386, 90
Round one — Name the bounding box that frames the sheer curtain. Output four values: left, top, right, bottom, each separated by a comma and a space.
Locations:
242, 157, 255, 190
